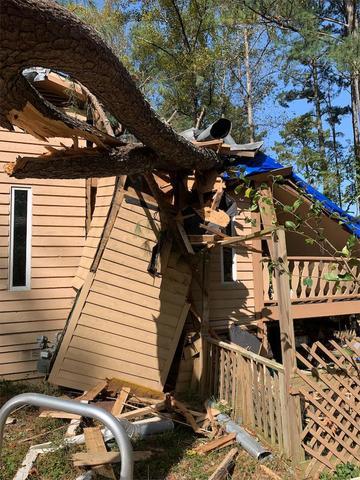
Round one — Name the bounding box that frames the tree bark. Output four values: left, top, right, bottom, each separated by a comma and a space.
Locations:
5, 144, 169, 179
244, 27, 255, 143
0, 0, 218, 173
344, 0, 360, 211
311, 60, 330, 196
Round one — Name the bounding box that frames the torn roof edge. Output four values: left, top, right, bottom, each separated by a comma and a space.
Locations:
222, 152, 360, 238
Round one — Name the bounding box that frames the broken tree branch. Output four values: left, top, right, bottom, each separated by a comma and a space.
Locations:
5, 144, 168, 179
1, 0, 219, 173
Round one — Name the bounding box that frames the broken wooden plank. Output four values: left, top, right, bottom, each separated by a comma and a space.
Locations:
176, 222, 195, 254
39, 410, 81, 420
72, 450, 153, 466
199, 223, 226, 238
208, 447, 238, 480
259, 465, 283, 480
84, 427, 116, 479
78, 379, 108, 401
188, 234, 215, 245
195, 433, 236, 455
106, 377, 165, 401
117, 401, 165, 420
170, 398, 203, 434
111, 387, 131, 417
197, 207, 230, 228
218, 226, 277, 246
211, 181, 224, 210
192, 139, 224, 150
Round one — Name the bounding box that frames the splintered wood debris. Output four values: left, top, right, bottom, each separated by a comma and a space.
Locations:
12, 378, 241, 479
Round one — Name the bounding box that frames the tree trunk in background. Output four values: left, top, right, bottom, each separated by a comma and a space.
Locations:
244, 27, 255, 143
311, 61, 330, 196
344, 0, 360, 212
327, 93, 343, 208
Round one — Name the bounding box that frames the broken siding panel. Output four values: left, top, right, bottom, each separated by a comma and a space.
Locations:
0, 128, 86, 380
50, 195, 192, 391
73, 176, 116, 289
191, 199, 255, 332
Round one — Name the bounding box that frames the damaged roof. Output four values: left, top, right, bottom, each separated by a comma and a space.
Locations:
223, 152, 360, 238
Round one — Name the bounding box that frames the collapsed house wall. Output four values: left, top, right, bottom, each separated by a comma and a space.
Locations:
73, 176, 117, 290
49, 188, 192, 391
191, 195, 256, 331
0, 127, 86, 381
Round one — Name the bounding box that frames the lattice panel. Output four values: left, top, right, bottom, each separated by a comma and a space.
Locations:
296, 338, 360, 478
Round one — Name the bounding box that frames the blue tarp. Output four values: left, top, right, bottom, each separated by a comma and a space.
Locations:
223, 152, 360, 238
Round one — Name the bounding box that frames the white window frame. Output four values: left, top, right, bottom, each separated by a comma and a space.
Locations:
9, 186, 32, 291
220, 217, 237, 284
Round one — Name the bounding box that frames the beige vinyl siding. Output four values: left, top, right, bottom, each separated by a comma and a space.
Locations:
191, 198, 255, 331
73, 176, 116, 289
50, 195, 192, 392
0, 127, 86, 381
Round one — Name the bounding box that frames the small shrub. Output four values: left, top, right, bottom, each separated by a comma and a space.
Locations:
320, 462, 360, 480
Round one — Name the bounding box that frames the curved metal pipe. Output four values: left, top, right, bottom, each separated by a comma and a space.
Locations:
0, 393, 133, 480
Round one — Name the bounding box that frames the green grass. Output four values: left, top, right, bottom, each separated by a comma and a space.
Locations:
1, 380, 295, 480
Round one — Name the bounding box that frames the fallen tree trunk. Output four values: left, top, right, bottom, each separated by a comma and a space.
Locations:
1, 0, 218, 173
5, 144, 169, 179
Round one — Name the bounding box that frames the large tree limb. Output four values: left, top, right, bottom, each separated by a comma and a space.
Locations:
5, 144, 171, 179
1, 71, 121, 147
1, 0, 218, 172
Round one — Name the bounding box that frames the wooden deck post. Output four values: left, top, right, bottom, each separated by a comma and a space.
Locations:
273, 228, 303, 463
199, 251, 210, 398
258, 185, 304, 464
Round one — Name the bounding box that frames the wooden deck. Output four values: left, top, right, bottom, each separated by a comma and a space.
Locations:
260, 256, 360, 320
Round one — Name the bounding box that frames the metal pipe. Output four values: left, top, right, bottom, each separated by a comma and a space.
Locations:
119, 417, 174, 439
0, 393, 133, 480
195, 118, 231, 142
217, 413, 272, 461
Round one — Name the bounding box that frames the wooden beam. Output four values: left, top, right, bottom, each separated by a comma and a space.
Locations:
111, 387, 130, 417
208, 448, 238, 480
78, 379, 108, 402
251, 211, 266, 327
84, 427, 115, 479
195, 433, 236, 455
263, 299, 360, 320
200, 252, 210, 398
248, 167, 292, 183
91, 176, 126, 272
217, 226, 276, 246
116, 401, 165, 420
72, 451, 152, 466
272, 228, 304, 464
257, 186, 303, 463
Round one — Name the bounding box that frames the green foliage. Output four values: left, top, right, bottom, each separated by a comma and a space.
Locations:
320, 462, 360, 480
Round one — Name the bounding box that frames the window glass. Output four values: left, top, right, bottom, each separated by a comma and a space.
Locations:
10, 188, 31, 289
222, 218, 236, 282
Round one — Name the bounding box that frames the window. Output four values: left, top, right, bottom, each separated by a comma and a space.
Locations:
9, 187, 32, 290
221, 217, 237, 283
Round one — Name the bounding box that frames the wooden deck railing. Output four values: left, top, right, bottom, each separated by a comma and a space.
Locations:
205, 335, 360, 476
205, 336, 287, 450
262, 256, 360, 303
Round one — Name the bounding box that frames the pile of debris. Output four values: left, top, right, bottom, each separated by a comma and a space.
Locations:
10, 378, 272, 480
